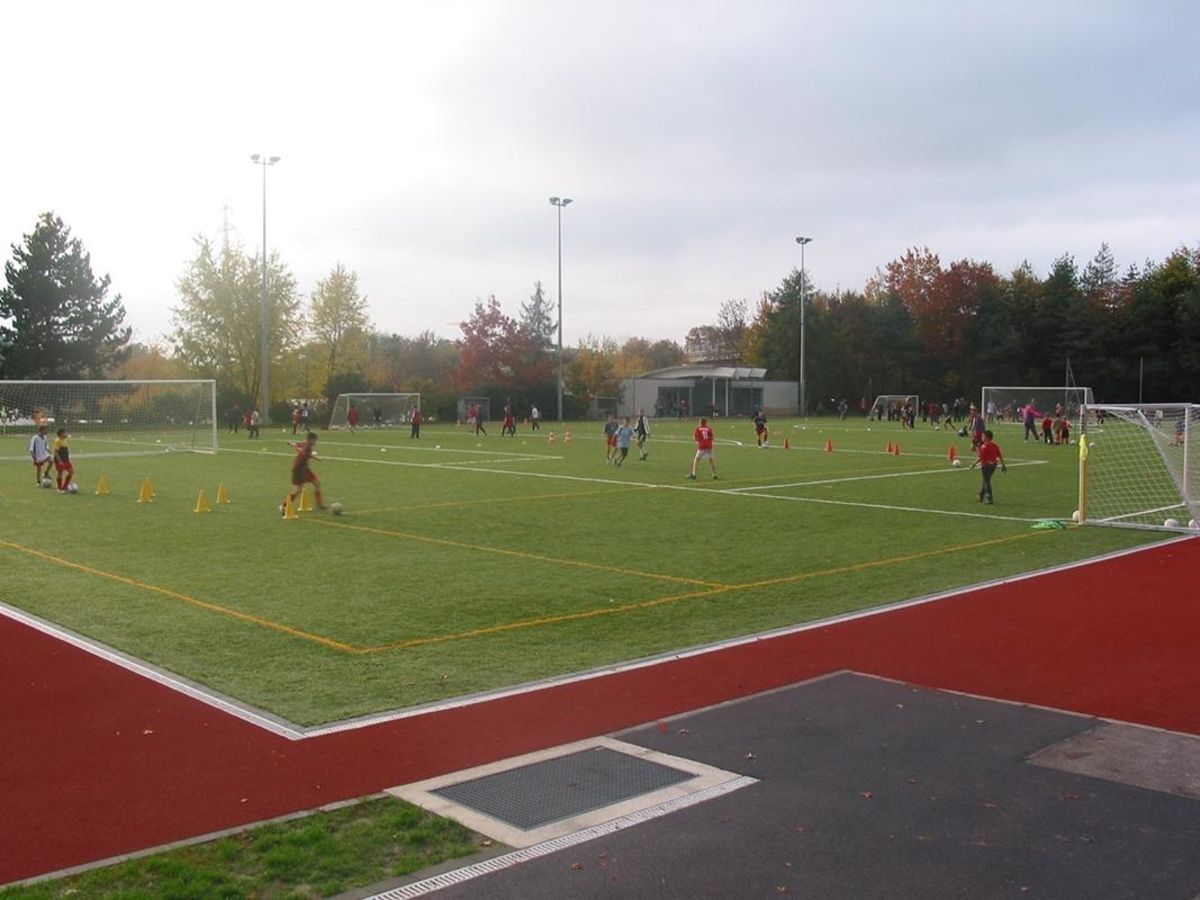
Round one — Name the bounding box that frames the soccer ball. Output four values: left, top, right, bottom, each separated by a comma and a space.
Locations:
67, 483, 79, 494
1163, 518, 1181, 529
1189, 519, 1198, 530
952, 459, 962, 468
331, 502, 344, 516
1071, 510, 1081, 524
41, 477, 52, 488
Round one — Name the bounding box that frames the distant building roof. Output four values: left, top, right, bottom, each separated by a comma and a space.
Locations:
637, 364, 768, 380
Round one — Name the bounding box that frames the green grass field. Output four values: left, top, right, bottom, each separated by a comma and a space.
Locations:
0, 416, 1161, 726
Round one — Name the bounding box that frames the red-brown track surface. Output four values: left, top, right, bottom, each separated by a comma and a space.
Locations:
2, 538, 1198, 885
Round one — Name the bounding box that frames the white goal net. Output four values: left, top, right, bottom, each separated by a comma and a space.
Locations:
456, 397, 491, 425
981, 386, 1093, 430
0, 379, 217, 456
1079, 403, 1198, 531
328, 393, 421, 429
869, 394, 919, 422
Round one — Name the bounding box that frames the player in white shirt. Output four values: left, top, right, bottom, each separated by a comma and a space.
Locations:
28, 424, 52, 486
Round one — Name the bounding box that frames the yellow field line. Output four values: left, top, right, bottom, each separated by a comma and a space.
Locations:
0, 539, 361, 654
353, 485, 646, 516
361, 529, 1042, 652
308, 518, 728, 588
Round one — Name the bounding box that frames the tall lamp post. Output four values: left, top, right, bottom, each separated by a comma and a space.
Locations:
549, 196, 573, 423
795, 236, 813, 417
251, 154, 281, 423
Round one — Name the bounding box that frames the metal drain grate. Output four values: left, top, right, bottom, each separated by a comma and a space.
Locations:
430, 746, 695, 830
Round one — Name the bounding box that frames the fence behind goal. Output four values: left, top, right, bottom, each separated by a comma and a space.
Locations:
1080, 403, 1198, 531
0, 380, 217, 456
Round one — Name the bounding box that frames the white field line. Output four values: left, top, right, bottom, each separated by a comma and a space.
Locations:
726, 459, 1045, 492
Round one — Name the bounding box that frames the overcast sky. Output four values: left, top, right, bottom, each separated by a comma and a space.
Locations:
3, 1, 1197, 348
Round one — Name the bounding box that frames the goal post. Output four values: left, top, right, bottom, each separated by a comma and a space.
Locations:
980, 386, 1093, 429
328, 393, 421, 429
1078, 403, 1198, 531
0, 379, 217, 455
869, 394, 919, 421
457, 396, 491, 425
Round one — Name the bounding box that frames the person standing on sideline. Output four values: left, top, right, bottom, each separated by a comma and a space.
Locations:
249, 409, 261, 439
29, 424, 52, 486
347, 404, 359, 433
1022, 401, 1040, 441
634, 408, 651, 459
688, 417, 717, 480
530, 405, 541, 431
473, 403, 487, 436
410, 406, 422, 438
971, 429, 1007, 504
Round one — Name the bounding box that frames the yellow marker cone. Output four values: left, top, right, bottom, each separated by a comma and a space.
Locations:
548, 431, 557, 445
282, 495, 298, 520
216, 483, 230, 504
298, 486, 313, 512
137, 477, 154, 503
565, 430, 573, 443
193, 489, 212, 513
95, 475, 109, 496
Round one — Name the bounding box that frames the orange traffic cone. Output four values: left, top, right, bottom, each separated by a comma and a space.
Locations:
947, 445, 957, 463
824, 437, 834, 453
892, 443, 901, 456
783, 437, 790, 450
886, 441, 893, 454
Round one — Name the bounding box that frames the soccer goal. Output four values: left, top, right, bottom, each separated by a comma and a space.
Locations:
869, 394, 919, 422
0, 379, 217, 455
1078, 403, 1198, 531
457, 396, 490, 426
980, 386, 1094, 428
328, 393, 421, 429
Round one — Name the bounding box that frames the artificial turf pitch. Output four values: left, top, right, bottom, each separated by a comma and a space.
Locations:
0, 416, 1161, 726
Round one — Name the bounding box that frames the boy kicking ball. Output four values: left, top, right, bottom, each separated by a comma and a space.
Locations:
283, 431, 327, 515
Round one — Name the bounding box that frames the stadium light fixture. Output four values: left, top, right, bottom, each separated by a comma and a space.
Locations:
795, 236, 813, 417
252, 154, 281, 423
550, 197, 574, 423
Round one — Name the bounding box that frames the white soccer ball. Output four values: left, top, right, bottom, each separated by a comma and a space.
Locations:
1071, 510, 1081, 524
1163, 518, 1181, 529
67, 483, 79, 494
42, 477, 52, 488
380, 447, 387, 453
435, 444, 441, 449
1189, 519, 1198, 530
331, 502, 344, 516
952, 459, 962, 468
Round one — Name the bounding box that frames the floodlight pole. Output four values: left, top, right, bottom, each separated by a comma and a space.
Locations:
252, 153, 281, 423
795, 236, 813, 417
550, 196, 573, 423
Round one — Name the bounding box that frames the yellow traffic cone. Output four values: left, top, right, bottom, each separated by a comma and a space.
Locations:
548, 431, 557, 445
95, 474, 110, 496
281, 495, 298, 520
298, 486, 313, 512
565, 430, 573, 443
137, 477, 154, 503
216, 483, 230, 504
194, 489, 212, 513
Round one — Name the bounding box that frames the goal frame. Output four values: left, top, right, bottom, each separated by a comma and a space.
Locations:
869, 394, 919, 421
1078, 402, 1198, 532
328, 393, 421, 429
0, 378, 217, 454
980, 385, 1094, 429
457, 396, 491, 425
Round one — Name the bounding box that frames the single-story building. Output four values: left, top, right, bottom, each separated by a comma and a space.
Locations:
618, 365, 798, 419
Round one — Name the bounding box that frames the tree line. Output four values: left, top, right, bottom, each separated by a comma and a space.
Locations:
3, 213, 1197, 419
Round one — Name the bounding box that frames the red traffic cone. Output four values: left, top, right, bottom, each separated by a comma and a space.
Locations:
892, 443, 901, 456
824, 437, 834, 453
783, 437, 791, 450
947, 445, 957, 462
886, 441, 894, 454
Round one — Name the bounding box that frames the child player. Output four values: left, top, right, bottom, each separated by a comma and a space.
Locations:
51, 428, 73, 492
28, 423, 51, 486
614, 417, 635, 467
753, 408, 769, 447
634, 408, 651, 460
603, 411, 619, 465
970, 429, 1007, 505
283, 431, 327, 514
688, 416, 718, 480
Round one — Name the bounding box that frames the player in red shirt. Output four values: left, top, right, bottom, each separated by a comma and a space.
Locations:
688, 416, 718, 480
283, 431, 327, 514
970, 429, 1007, 504
347, 404, 360, 432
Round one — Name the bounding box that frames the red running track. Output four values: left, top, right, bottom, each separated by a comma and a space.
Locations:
2, 538, 1198, 885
